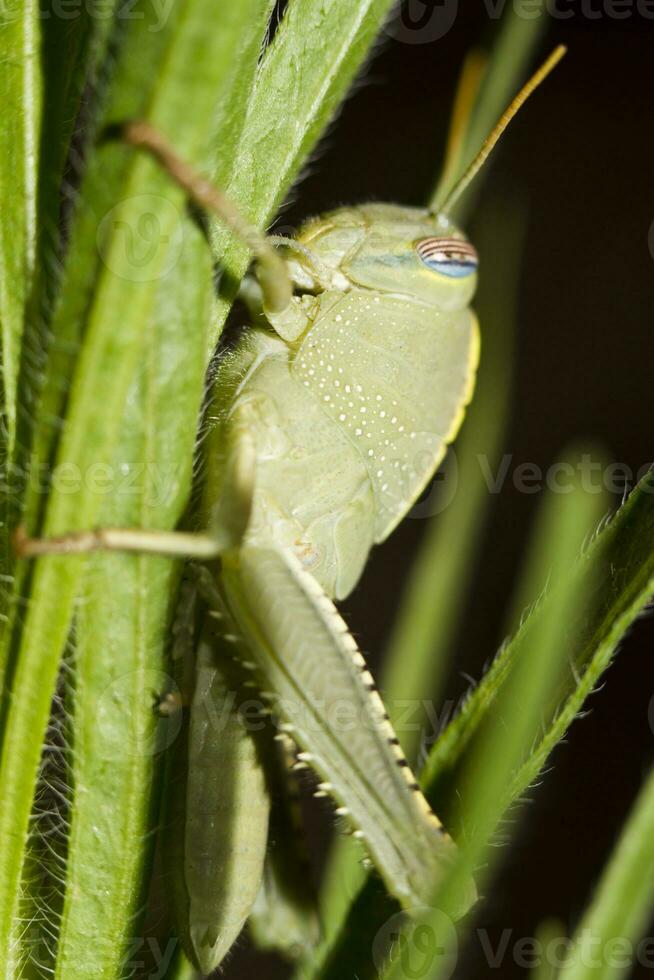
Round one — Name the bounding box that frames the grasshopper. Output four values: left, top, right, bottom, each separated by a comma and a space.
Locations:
14, 45, 565, 974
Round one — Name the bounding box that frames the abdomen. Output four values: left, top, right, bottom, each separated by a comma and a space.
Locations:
223, 329, 376, 599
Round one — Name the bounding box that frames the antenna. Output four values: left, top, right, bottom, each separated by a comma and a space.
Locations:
123, 121, 292, 313
433, 44, 566, 216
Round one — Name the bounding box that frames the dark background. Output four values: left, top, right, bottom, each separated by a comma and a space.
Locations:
236, 5, 654, 979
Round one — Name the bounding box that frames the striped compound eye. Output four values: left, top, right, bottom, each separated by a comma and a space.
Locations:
415, 237, 479, 278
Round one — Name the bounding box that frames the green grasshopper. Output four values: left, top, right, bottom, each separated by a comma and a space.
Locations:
15, 46, 565, 974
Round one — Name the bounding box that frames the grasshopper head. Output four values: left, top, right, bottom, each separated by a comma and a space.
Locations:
295, 203, 478, 312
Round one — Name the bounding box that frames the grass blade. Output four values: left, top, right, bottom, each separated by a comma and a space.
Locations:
212, 0, 278, 187
408, 471, 654, 980
558, 766, 654, 980
503, 450, 609, 636
26, 0, 121, 370
1, 2, 121, 645
0, 1, 265, 970
38, 0, 118, 194
0, 0, 41, 614
446, 467, 607, 842
52, 241, 215, 980
423, 469, 654, 808
165, 950, 197, 980
0, 0, 41, 454
378, 475, 604, 980
431, 7, 548, 221
52, 7, 275, 977
531, 920, 567, 980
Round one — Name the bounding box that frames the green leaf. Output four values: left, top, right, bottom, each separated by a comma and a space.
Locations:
531, 920, 567, 980
502, 449, 608, 636
212, 0, 279, 188
52, 238, 214, 980
449, 469, 607, 849
0, 0, 41, 453
0, 0, 41, 612
165, 950, 198, 980
1, 2, 119, 638
423, 469, 654, 809
459, 7, 549, 174
378, 475, 604, 980
38, 0, 117, 192
306, 466, 654, 980
0, 0, 265, 970
27, 0, 120, 356
558, 766, 654, 980
50, 7, 275, 978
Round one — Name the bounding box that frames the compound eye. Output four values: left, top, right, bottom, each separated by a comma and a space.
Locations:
415, 237, 479, 278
